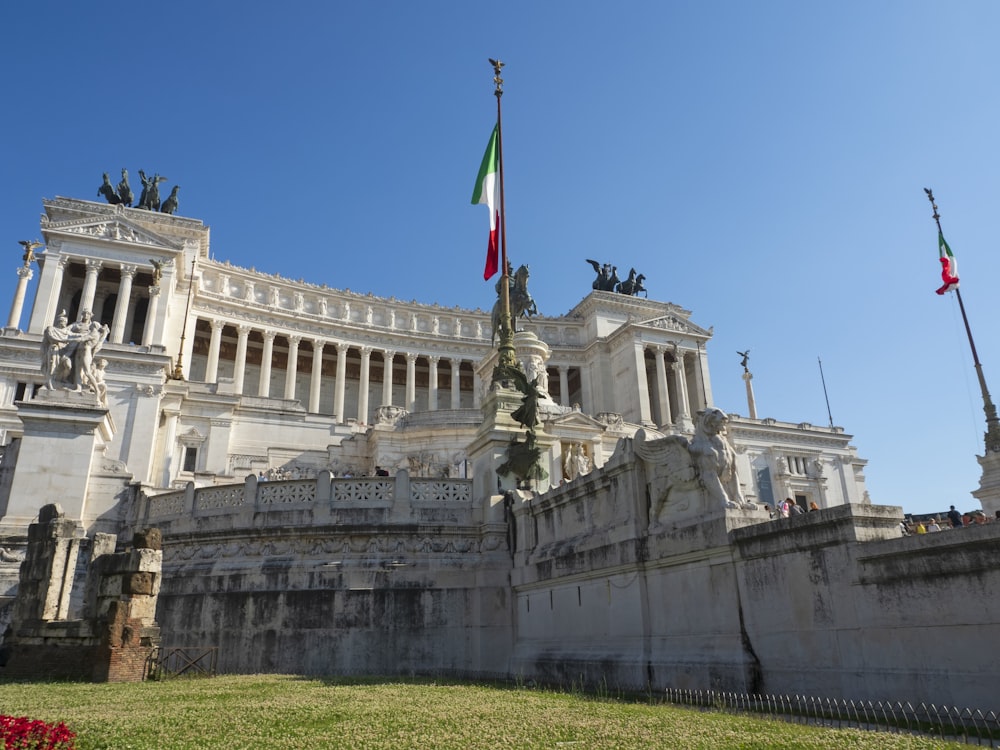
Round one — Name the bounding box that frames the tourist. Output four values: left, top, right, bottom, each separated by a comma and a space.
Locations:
789, 501, 804, 515
898, 520, 910, 536
947, 505, 962, 529
779, 498, 792, 518
915, 521, 927, 534
809, 501, 819, 512
926, 518, 941, 532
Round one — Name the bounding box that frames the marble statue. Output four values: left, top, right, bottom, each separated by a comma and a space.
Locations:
40, 310, 110, 397
635, 407, 756, 523
563, 442, 592, 481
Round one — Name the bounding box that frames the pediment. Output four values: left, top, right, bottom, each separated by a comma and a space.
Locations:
543, 408, 608, 431
635, 314, 712, 337
44, 215, 182, 251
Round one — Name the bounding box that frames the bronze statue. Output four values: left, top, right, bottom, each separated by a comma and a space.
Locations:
18, 240, 42, 266
137, 170, 168, 211
497, 431, 548, 489
117, 169, 134, 206
586, 259, 620, 292
737, 350, 750, 372
491, 263, 537, 345
98, 173, 120, 204
617, 268, 647, 297
160, 185, 180, 215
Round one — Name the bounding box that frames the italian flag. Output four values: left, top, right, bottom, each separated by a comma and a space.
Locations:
936, 230, 959, 295
471, 124, 500, 280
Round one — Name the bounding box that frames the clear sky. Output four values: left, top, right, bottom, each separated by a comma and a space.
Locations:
3, 2, 999, 516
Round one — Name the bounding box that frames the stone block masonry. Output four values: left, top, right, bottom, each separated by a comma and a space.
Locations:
0, 505, 161, 682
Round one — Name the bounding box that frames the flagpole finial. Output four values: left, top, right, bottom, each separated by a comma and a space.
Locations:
489, 58, 504, 97
924, 187, 941, 226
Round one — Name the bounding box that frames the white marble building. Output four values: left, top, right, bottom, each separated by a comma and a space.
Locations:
0, 196, 868, 534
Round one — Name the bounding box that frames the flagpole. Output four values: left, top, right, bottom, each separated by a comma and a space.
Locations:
924, 188, 1000, 453
492, 58, 518, 372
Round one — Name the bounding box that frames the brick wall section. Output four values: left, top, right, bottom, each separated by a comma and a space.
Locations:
0, 508, 161, 682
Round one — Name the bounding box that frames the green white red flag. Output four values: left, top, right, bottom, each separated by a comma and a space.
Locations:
935, 230, 959, 295
471, 124, 500, 280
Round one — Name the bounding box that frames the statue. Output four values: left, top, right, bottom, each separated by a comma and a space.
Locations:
586, 259, 619, 292
635, 407, 756, 524
117, 169, 134, 206
737, 350, 750, 372
149, 259, 165, 285
161, 185, 180, 215
18, 240, 42, 266
563, 442, 591, 481
497, 431, 548, 489
617, 268, 647, 297
40, 310, 110, 397
137, 170, 168, 211
98, 173, 120, 205
490, 263, 537, 345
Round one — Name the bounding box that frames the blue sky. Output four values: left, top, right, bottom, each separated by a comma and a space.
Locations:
3, 2, 1000, 516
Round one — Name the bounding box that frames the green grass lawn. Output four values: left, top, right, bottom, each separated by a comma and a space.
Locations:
0, 675, 971, 750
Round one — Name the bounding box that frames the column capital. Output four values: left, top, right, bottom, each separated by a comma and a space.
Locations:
210, 318, 226, 332
84, 258, 103, 272
383, 349, 396, 362
427, 355, 440, 366
119, 263, 138, 278
336, 341, 350, 354
57, 255, 72, 270
262, 330, 277, 343
15, 266, 33, 281
312, 338, 326, 352
236, 323, 252, 337
287, 334, 302, 346
148, 285, 161, 297
359, 345, 373, 358
405, 352, 419, 364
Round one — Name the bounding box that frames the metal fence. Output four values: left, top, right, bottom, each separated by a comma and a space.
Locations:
146, 647, 219, 680
663, 688, 1000, 747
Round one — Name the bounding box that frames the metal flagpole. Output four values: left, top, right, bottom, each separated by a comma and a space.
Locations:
171, 256, 197, 381
818, 356, 834, 428
491, 58, 518, 374
924, 188, 1000, 454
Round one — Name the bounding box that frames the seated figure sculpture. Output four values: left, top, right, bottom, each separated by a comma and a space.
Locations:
40, 310, 110, 400
635, 407, 756, 526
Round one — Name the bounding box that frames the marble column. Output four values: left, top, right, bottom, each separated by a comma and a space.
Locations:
357, 346, 372, 423
258, 331, 276, 397
309, 340, 325, 413
405, 353, 417, 412
427, 356, 439, 411
579, 365, 592, 413
473, 371, 482, 408
233, 325, 250, 394
450, 358, 462, 409
558, 366, 570, 408
7, 266, 33, 329
284, 335, 301, 400
334, 342, 348, 422
30, 252, 69, 332
141, 286, 161, 346
205, 319, 224, 383
381, 350, 396, 406
654, 346, 672, 427
672, 352, 692, 429
161, 409, 180, 487
632, 342, 653, 425
110, 264, 137, 344
80, 259, 103, 315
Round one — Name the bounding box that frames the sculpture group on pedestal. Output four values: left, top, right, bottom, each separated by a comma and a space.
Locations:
586, 260, 647, 297
40, 310, 110, 403
97, 169, 180, 215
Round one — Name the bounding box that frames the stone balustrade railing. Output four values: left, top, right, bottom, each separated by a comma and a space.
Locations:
141, 471, 473, 526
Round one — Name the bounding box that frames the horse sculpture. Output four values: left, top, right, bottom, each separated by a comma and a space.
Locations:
491, 264, 538, 345
617, 268, 647, 297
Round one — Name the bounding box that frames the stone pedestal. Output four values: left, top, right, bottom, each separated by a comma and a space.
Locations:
972, 450, 1000, 517
0, 389, 114, 534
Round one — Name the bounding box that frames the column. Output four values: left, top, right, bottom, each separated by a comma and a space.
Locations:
673, 351, 692, 429
632, 342, 653, 426
233, 325, 250, 394
405, 353, 417, 411
284, 335, 301, 400
7, 266, 33, 329
473, 371, 482, 408
141, 286, 161, 346
110, 264, 137, 343
381, 350, 396, 407
80, 259, 103, 314
309, 340, 325, 413
654, 346, 672, 427
579, 364, 592, 413
450, 358, 462, 409
334, 342, 348, 422
558, 366, 570, 408
357, 346, 372, 423
161, 409, 180, 487
427, 356, 439, 411
258, 331, 276, 397
205, 319, 224, 383
29, 252, 69, 332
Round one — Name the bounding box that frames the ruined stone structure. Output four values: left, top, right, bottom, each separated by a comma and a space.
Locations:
1, 504, 161, 682
0, 195, 995, 711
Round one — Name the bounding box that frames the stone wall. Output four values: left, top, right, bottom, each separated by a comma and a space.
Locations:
0, 507, 162, 682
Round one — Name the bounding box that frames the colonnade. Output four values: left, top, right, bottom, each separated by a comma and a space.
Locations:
639, 344, 705, 430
